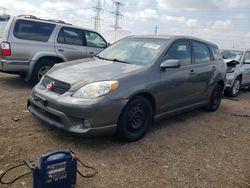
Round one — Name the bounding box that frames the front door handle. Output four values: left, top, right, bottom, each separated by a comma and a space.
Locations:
57, 49, 64, 52
212, 66, 216, 71
89, 52, 95, 55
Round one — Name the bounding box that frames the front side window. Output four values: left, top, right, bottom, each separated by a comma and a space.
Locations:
57, 27, 85, 46
243, 51, 250, 62
165, 41, 192, 66
14, 20, 55, 42
193, 41, 211, 64
84, 31, 107, 48
97, 38, 167, 66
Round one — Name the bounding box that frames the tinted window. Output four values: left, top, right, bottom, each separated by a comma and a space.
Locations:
57, 27, 85, 46
193, 42, 211, 63
14, 20, 55, 42
211, 46, 223, 60
84, 31, 106, 48
165, 41, 191, 66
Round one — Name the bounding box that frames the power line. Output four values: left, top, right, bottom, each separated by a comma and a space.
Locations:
110, 0, 124, 31
93, 0, 103, 32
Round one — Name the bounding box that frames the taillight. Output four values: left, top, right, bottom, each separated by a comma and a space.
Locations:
1, 42, 11, 56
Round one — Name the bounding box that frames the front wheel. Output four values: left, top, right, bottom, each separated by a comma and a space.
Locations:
205, 84, 224, 112
117, 96, 153, 142
226, 77, 241, 97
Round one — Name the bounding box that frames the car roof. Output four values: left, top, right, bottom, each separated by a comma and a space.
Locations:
127, 34, 218, 47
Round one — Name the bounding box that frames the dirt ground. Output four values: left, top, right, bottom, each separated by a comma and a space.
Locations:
0, 73, 250, 188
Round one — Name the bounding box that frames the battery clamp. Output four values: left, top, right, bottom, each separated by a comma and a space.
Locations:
0, 149, 97, 188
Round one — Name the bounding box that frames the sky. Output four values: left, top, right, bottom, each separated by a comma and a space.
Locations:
1, 0, 250, 49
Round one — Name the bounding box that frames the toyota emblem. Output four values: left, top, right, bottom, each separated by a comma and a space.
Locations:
46, 82, 54, 90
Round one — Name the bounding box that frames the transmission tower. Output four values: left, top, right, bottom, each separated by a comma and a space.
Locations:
154, 25, 158, 35
93, 0, 103, 32
111, 0, 124, 31
0, 7, 7, 14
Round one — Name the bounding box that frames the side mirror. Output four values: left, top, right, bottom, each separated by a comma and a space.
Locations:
243, 59, 250, 64
160, 59, 181, 70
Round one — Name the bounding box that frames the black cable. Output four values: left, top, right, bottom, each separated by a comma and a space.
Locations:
0, 163, 32, 185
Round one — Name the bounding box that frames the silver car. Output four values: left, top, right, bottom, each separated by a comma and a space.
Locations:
221, 49, 250, 97
0, 14, 107, 83
28, 35, 226, 141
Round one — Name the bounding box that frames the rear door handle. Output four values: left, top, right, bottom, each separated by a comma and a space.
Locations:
89, 51, 95, 55
57, 49, 64, 52
189, 69, 196, 76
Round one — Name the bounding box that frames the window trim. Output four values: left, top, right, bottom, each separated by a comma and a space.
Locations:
164, 39, 193, 67
13, 19, 56, 42
83, 30, 107, 48
57, 26, 86, 46
191, 40, 213, 64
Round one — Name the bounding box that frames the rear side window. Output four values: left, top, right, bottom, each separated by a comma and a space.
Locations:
84, 31, 107, 48
211, 46, 223, 60
14, 20, 55, 42
57, 27, 85, 46
193, 41, 211, 64
165, 40, 192, 66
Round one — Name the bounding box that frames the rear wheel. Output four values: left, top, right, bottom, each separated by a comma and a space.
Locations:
117, 96, 153, 142
30, 59, 55, 84
226, 77, 241, 97
206, 84, 224, 112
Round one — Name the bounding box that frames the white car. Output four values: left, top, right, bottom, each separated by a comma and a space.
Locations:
221, 49, 250, 97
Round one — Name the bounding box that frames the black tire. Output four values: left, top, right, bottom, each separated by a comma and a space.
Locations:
117, 96, 153, 142
30, 58, 55, 84
206, 84, 224, 112
225, 77, 241, 97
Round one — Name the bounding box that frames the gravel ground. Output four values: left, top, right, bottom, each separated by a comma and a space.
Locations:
0, 73, 250, 188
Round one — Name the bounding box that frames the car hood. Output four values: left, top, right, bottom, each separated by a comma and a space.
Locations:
47, 58, 143, 86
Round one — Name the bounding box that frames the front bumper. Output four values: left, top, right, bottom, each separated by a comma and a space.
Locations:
27, 86, 128, 136
226, 72, 237, 88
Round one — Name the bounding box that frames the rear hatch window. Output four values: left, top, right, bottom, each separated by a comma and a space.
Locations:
0, 15, 10, 38
14, 19, 56, 42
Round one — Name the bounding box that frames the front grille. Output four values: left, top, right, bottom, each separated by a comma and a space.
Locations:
31, 103, 61, 123
42, 76, 71, 94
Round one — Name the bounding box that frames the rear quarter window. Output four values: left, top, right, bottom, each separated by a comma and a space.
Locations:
211, 46, 223, 61
193, 41, 211, 64
14, 20, 55, 42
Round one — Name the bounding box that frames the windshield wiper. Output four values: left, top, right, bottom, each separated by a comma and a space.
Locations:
95, 55, 112, 61
112, 58, 131, 64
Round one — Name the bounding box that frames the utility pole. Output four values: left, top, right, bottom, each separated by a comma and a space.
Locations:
154, 25, 158, 35
93, 0, 103, 32
111, 0, 124, 31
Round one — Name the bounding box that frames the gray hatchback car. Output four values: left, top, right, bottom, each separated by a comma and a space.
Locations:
28, 35, 226, 141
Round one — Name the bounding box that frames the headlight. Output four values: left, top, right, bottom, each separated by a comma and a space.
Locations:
227, 67, 235, 73
72, 81, 119, 99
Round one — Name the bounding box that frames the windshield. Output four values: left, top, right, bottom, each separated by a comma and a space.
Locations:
0, 16, 10, 38
221, 50, 243, 61
97, 38, 167, 66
